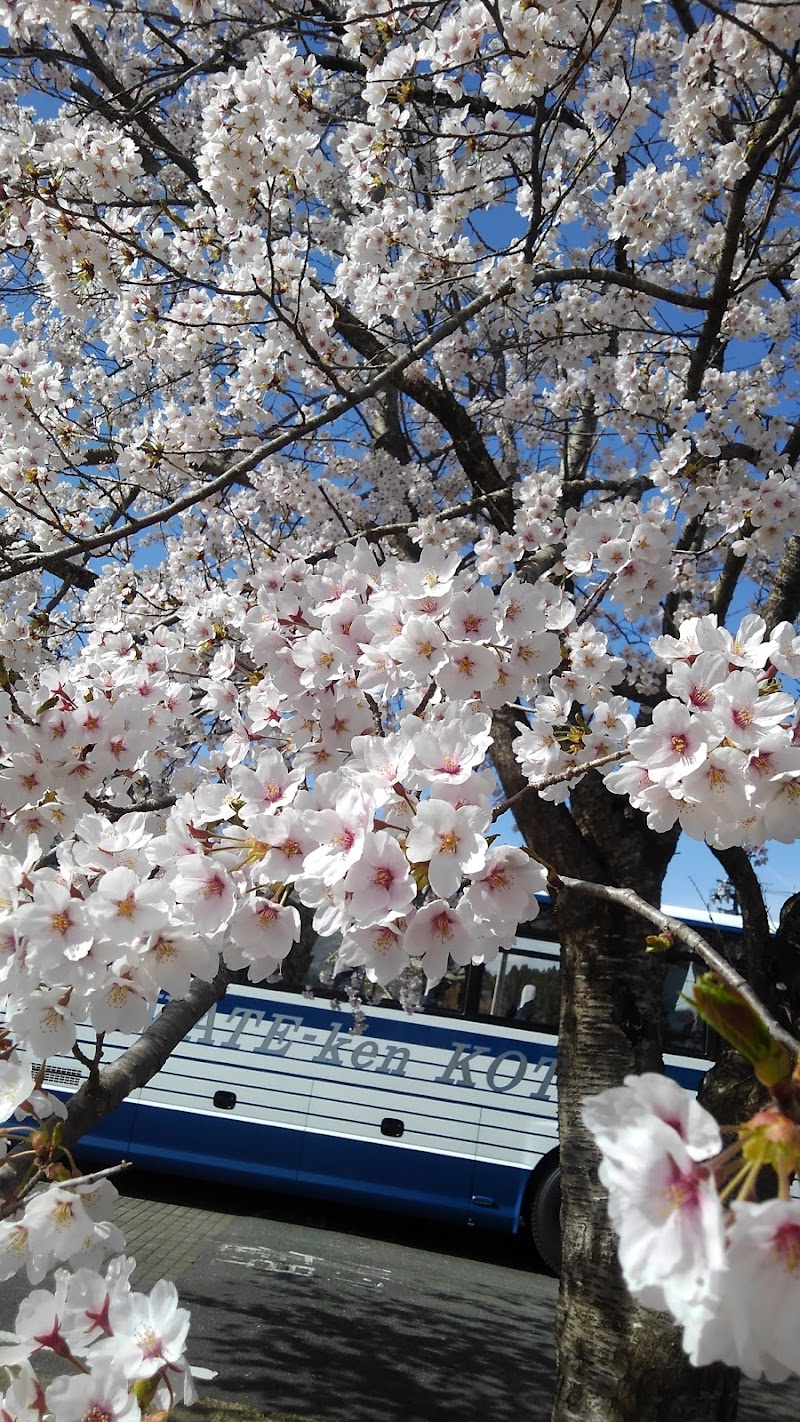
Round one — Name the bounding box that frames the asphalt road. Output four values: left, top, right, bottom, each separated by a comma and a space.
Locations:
2, 1171, 800, 1422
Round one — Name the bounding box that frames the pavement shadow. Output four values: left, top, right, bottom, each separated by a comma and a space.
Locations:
183, 1234, 557, 1422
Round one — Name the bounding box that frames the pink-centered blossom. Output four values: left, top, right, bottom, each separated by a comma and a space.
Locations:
386, 617, 448, 680
45, 1369, 139, 1422
437, 641, 499, 699
709, 670, 794, 748
15, 881, 93, 965
22, 1190, 125, 1279
232, 750, 304, 821
87, 867, 169, 944
139, 929, 219, 998
463, 845, 546, 925
404, 799, 488, 898
585, 1102, 725, 1318
87, 971, 152, 1034
169, 856, 236, 932
412, 717, 493, 785
301, 787, 373, 886
336, 920, 410, 985
687, 1200, 800, 1380
403, 900, 480, 982
627, 701, 709, 788
0, 1360, 45, 1422
582, 1074, 722, 1165
96, 1277, 192, 1386
226, 898, 300, 980
677, 747, 752, 847
8, 990, 78, 1058
343, 830, 416, 923
243, 808, 315, 883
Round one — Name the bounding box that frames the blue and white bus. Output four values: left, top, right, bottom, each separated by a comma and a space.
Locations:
23, 901, 736, 1272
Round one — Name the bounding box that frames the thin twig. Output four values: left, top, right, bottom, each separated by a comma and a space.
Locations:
307, 487, 516, 564
0, 1159, 132, 1222
492, 750, 627, 821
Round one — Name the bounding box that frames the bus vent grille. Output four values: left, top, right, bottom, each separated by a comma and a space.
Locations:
30, 1062, 85, 1088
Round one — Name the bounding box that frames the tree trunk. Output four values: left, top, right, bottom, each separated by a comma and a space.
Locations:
489, 718, 742, 1422
551, 888, 740, 1422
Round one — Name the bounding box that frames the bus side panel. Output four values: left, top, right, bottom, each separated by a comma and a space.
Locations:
121, 1107, 306, 1189
124, 997, 312, 1185
296, 1135, 479, 1223
293, 1008, 559, 1229
74, 1100, 142, 1164
121, 993, 561, 1231
471, 1046, 559, 1232
297, 1015, 484, 1223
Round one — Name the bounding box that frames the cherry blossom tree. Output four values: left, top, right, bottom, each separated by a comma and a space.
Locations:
0, 2, 800, 1422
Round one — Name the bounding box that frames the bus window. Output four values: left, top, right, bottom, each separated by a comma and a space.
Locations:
478, 941, 560, 1031
229, 930, 345, 996
364, 965, 469, 1016
418, 968, 469, 1015
660, 956, 707, 1055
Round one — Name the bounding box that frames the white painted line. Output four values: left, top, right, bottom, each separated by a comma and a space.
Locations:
218, 1243, 316, 1276
216, 1243, 392, 1289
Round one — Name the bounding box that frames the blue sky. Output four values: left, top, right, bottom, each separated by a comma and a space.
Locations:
494, 807, 796, 926
663, 838, 796, 926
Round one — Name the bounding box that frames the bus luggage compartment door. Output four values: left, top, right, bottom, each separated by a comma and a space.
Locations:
297, 1030, 481, 1221
125, 997, 311, 1187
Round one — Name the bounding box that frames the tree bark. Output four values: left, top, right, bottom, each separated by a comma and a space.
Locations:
0, 961, 232, 1204
489, 715, 741, 1422
552, 888, 739, 1422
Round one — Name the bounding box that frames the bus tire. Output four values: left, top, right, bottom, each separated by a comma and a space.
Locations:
530, 1161, 561, 1274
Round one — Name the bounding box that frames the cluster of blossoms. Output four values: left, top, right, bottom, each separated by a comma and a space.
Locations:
1, 544, 567, 1053
0, 0, 799, 583
0, 1058, 195, 1422
514, 611, 800, 846
0, 545, 799, 1060
584, 1073, 800, 1380
604, 614, 800, 849
1, 0, 800, 1397
0, 1258, 195, 1422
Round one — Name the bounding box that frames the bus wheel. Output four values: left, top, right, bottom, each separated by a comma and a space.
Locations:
530, 1160, 561, 1274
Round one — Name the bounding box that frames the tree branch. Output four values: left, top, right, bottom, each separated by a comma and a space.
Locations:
0, 962, 232, 1203
0, 282, 514, 584
555, 875, 800, 1056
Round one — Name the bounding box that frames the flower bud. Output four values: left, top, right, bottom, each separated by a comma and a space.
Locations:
740, 1108, 800, 1179
645, 932, 673, 954
44, 1162, 72, 1182
691, 973, 793, 1087
133, 1378, 160, 1410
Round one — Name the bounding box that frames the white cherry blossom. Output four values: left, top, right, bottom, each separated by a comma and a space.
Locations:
226, 898, 300, 979
404, 798, 488, 898
626, 702, 710, 789
45, 1370, 139, 1422
343, 830, 416, 923
403, 901, 481, 982
0, 1057, 34, 1120
87, 868, 169, 944
169, 857, 237, 934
